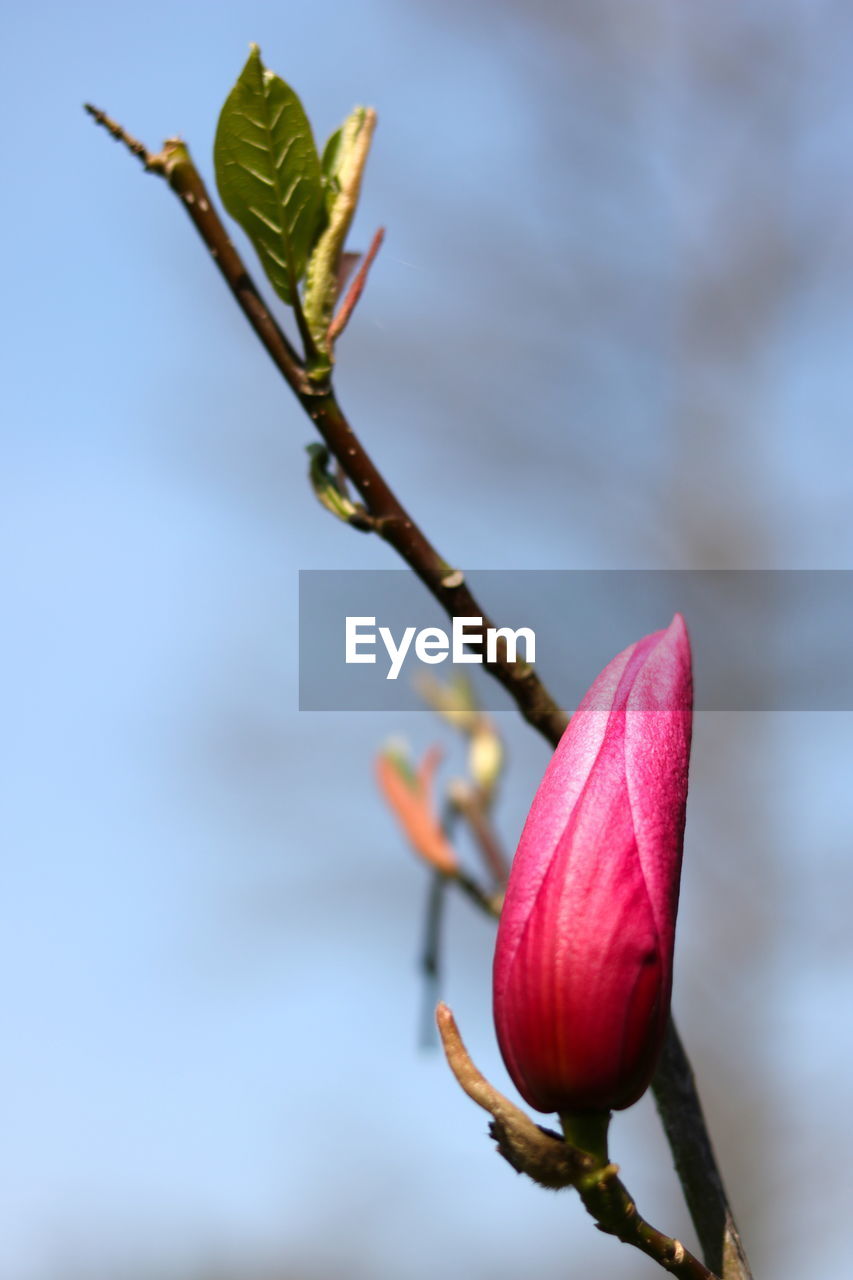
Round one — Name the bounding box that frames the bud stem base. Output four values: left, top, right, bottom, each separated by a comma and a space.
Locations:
560, 1110, 611, 1167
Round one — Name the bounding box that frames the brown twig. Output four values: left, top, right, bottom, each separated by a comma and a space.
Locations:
419, 872, 447, 1048
437, 1006, 721, 1280
453, 868, 502, 917
298, 390, 568, 741
447, 779, 510, 885
328, 225, 385, 342
86, 107, 752, 1278
84, 104, 149, 164
652, 1021, 754, 1280
436, 1002, 580, 1188
85, 110, 567, 744
85, 108, 309, 397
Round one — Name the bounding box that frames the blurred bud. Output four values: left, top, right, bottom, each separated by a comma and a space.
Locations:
493, 615, 693, 1115
415, 671, 480, 732
376, 741, 459, 876
468, 720, 504, 797
305, 444, 371, 528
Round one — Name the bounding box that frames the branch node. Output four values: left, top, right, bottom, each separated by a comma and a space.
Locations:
435, 1003, 582, 1190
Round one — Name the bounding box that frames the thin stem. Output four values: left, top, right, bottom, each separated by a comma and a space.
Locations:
652, 1020, 753, 1280
152, 138, 309, 393
419, 871, 447, 1048
84, 103, 149, 165
559, 1110, 611, 1164
86, 109, 310, 398
572, 1160, 720, 1280
299, 388, 568, 742
454, 869, 502, 917
558, 1111, 719, 1279
448, 780, 510, 885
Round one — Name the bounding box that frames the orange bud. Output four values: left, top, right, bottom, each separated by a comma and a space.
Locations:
376, 743, 459, 876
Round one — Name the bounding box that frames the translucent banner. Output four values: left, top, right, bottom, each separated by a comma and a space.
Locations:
298, 570, 853, 711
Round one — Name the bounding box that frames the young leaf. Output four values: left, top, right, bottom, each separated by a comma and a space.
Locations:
306, 443, 359, 522
214, 46, 324, 306
320, 127, 344, 211
303, 107, 376, 349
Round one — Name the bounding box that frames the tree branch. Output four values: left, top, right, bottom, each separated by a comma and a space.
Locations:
85, 107, 309, 397
652, 1021, 753, 1280
85, 111, 567, 744
86, 107, 752, 1279
447, 778, 510, 886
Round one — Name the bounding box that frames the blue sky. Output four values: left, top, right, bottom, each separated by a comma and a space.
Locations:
3, 2, 853, 1277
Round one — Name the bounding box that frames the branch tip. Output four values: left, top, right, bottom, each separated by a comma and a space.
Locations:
84, 103, 150, 166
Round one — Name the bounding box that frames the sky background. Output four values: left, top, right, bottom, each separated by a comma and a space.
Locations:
4, 2, 853, 1278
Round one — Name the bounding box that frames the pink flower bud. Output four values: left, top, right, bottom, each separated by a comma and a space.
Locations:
493, 615, 693, 1115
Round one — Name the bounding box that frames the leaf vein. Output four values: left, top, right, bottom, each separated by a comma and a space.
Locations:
236, 162, 276, 187
248, 205, 284, 235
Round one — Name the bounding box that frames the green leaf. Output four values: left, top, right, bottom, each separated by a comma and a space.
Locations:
303, 106, 376, 347
305, 443, 360, 523
320, 126, 344, 210
214, 46, 324, 306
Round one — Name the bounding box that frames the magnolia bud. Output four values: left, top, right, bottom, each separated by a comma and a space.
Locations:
493, 615, 693, 1115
